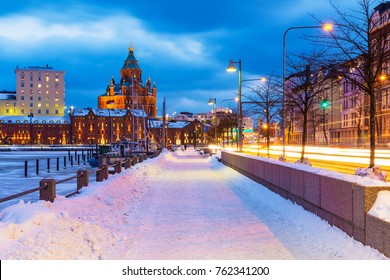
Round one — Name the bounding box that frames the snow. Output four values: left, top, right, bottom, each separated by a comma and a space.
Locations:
0, 148, 389, 260
368, 191, 390, 222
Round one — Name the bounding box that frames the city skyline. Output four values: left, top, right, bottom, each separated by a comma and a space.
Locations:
0, 0, 356, 115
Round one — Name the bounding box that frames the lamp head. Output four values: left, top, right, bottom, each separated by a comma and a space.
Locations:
226, 59, 237, 72
322, 23, 333, 32
208, 98, 215, 105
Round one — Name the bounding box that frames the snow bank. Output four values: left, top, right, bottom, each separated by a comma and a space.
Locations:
368, 191, 390, 222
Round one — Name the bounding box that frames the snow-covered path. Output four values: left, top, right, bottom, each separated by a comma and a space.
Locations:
0, 149, 387, 259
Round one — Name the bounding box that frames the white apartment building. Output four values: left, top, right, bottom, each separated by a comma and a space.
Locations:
14, 65, 65, 116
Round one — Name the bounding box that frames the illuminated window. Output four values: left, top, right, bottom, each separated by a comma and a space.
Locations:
46, 97, 49, 101
55, 78, 59, 82
38, 90, 41, 94
55, 98, 59, 102
37, 103, 41, 108
21, 90, 24, 94
46, 76, 49, 82
37, 83, 41, 88
30, 90, 33, 94
55, 104, 59, 108
21, 102, 25, 107
46, 90, 49, 94
46, 84, 49, 88
6, 102, 9, 107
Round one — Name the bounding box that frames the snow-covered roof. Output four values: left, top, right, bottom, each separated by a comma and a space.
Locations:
148, 119, 191, 129
0, 115, 70, 124
71, 108, 147, 118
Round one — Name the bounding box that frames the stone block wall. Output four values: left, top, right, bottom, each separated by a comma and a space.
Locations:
221, 151, 390, 257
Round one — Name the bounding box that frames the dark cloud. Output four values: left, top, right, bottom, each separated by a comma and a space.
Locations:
0, 0, 351, 115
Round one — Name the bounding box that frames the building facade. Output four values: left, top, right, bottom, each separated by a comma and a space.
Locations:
0, 116, 70, 145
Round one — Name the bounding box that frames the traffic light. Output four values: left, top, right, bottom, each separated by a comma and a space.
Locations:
321, 98, 329, 109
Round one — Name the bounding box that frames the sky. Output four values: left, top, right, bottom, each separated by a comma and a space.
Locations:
0, 0, 358, 116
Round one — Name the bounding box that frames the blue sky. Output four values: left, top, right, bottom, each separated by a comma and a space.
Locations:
0, 0, 356, 116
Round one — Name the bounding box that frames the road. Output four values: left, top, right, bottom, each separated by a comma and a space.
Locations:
244, 145, 390, 175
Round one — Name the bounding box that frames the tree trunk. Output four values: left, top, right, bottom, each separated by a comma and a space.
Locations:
301, 112, 308, 161
369, 92, 376, 167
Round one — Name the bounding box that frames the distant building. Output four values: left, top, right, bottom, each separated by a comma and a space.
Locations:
14, 65, 66, 117
0, 90, 17, 116
0, 115, 70, 145
70, 108, 147, 145
98, 44, 157, 117
149, 119, 206, 146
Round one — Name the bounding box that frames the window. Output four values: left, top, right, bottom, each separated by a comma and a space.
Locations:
30, 96, 33, 101
21, 96, 24, 100
38, 96, 41, 101
21, 109, 24, 114
30, 75, 33, 82
30, 90, 33, 94
30, 103, 33, 107
21, 90, 24, 94
6, 109, 9, 113
21, 102, 25, 107
55, 104, 59, 108
30, 83, 33, 88
37, 103, 41, 108
37, 83, 42, 88
6, 102, 9, 107
46, 109, 49, 114
46, 75, 49, 82
55, 110, 59, 115
21, 82, 24, 88
38, 109, 41, 114
46, 104, 49, 108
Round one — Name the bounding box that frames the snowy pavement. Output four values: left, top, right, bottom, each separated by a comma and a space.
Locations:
0, 149, 387, 259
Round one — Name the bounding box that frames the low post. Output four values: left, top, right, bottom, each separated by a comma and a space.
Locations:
24, 161, 28, 177
64, 156, 67, 169
36, 159, 39, 175
77, 155, 80, 165
39, 178, 56, 202
96, 164, 109, 182
114, 160, 122, 174
124, 158, 131, 169
47, 158, 50, 173
56, 157, 59, 171
71, 155, 73, 166
77, 169, 89, 191
131, 156, 138, 166
68, 150, 71, 161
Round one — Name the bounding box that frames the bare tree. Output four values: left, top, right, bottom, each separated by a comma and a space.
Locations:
285, 51, 331, 161
244, 74, 282, 157
313, 0, 390, 167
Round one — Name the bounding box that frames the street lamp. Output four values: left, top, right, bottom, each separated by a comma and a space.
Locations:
227, 59, 243, 152
208, 97, 217, 144
106, 100, 115, 144
282, 23, 334, 158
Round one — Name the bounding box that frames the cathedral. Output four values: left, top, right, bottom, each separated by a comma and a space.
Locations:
98, 44, 157, 117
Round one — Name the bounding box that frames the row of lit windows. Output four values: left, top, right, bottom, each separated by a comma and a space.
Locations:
1, 108, 60, 115
20, 73, 60, 83
0, 119, 67, 124
20, 90, 61, 95
20, 96, 59, 102
20, 82, 60, 89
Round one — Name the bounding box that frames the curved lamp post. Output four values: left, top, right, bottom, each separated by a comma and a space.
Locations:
208, 97, 217, 144
226, 59, 243, 152
282, 23, 334, 158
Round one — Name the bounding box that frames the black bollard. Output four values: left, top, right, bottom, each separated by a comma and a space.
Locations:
71, 155, 73, 166
56, 157, 59, 171
36, 159, 39, 175
64, 156, 67, 169
68, 150, 71, 161
24, 161, 28, 177
47, 158, 50, 173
